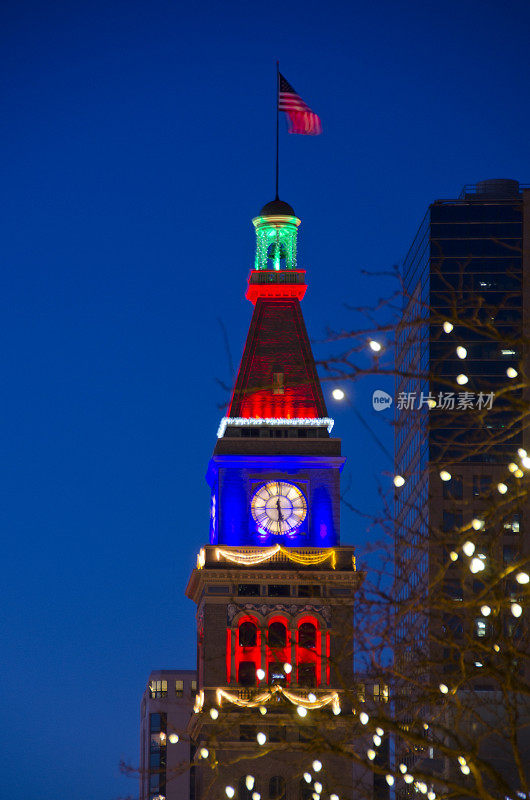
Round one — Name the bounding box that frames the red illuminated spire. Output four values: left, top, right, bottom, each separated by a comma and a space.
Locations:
228, 200, 327, 420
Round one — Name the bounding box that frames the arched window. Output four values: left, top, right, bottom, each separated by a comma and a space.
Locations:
269, 775, 286, 800
238, 661, 256, 686
299, 622, 316, 649
268, 621, 287, 649
238, 776, 253, 800
239, 621, 258, 647
267, 241, 287, 269
299, 778, 313, 800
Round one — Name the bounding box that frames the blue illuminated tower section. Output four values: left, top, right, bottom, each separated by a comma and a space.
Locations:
186, 199, 360, 800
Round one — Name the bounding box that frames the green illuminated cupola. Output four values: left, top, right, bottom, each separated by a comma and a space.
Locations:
246, 199, 307, 304
253, 198, 300, 271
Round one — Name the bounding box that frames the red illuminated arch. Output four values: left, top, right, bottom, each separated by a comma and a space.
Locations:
266, 615, 291, 685
232, 615, 261, 686
295, 615, 321, 686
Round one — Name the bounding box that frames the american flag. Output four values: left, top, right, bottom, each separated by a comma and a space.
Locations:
278, 73, 322, 135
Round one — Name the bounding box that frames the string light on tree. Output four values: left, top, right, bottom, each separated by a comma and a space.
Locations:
516, 571, 529, 584
440, 470, 451, 481
506, 367, 518, 378
463, 541, 475, 557
331, 388, 345, 401
369, 340, 382, 352
470, 557, 486, 573
456, 374, 468, 385
394, 475, 405, 488
456, 346, 467, 359
443, 321, 454, 333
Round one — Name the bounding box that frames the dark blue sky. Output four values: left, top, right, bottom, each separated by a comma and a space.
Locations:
2, 1, 530, 797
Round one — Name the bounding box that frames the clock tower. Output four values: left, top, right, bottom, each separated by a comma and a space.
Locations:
186, 199, 361, 800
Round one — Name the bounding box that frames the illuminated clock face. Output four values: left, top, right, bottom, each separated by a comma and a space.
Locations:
251, 481, 307, 535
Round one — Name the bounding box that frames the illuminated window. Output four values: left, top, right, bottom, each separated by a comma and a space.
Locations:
238, 661, 256, 686
474, 619, 488, 638
239, 621, 258, 647
373, 683, 389, 702
504, 514, 520, 533
175, 680, 183, 697
149, 680, 167, 698
190, 679, 197, 695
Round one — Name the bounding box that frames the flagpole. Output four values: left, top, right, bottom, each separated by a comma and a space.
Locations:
275, 60, 279, 200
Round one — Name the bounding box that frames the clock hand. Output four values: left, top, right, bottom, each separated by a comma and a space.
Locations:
276, 498, 283, 522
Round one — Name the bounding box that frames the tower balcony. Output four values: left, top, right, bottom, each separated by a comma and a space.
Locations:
196, 544, 357, 573
245, 269, 307, 303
